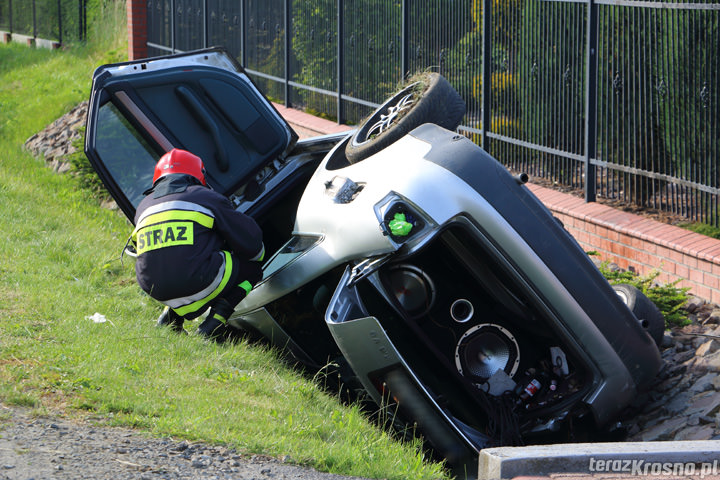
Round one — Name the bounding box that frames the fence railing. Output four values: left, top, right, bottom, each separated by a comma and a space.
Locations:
0, 0, 87, 45
144, 0, 720, 226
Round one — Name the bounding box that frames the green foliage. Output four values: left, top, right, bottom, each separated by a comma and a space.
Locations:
596, 260, 691, 327
517, 0, 584, 162
653, 12, 720, 189
291, 0, 471, 124
85, 0, 127, 53
679, 222, 720, 240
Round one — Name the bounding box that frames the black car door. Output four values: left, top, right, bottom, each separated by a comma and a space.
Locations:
84, 47, 297, 222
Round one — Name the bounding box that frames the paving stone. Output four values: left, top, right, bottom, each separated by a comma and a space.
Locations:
675, 424, 715, 441
686, 391, 720, 417
638, 417, 688, 441
697, 339, 720, 357
694, 350, 720, 372
690, 372, 718, 393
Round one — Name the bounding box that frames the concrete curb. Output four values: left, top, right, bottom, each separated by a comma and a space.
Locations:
478, 441, 720, 479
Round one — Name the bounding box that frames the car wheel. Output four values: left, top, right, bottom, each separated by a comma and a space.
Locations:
345, 72, 465, 164
612, 283, 665, 347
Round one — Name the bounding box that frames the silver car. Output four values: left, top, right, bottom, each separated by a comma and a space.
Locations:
84, 47, 663, 475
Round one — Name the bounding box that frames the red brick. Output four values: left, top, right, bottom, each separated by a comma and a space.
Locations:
127, 0, 148, 60
686, 236, 720, 253
666, 248, 686, 263
675, 263, 690, 279
689, 268, 704, 283
697, 258, 714, 273
618, 232, 633, 246
574, 230, 590, 246
683, 254, 699, 269
622, 218, 664, 237
657, 271, 673, 284
699, 245, 720, 263
656, 226, 695, 247
694, 284, 712, 300
704, 273, 720, 291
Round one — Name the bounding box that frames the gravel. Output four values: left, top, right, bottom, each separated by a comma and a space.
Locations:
0, 407, 366, 480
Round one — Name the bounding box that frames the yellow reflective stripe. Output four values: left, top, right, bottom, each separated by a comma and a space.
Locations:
173, 251, 233, 317
250, 244, 265, 262
136, 210, 214, 231
239, 280, 253, 295
135, 221, 194, 254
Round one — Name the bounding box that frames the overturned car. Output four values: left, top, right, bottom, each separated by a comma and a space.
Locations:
84, 47, 663, 475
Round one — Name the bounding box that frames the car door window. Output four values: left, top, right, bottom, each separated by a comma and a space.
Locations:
95, 102, 157, 208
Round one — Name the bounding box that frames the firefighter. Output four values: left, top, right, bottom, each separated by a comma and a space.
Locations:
131, 149, 264, 342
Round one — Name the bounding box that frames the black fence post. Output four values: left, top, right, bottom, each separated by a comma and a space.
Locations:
337, 0, 344, 124
284, 0, 291, 107
82, 0, 86, 41
481, 0, 491, 151
57, 0, 62, 45
202, 0, 208, 48
8, 0, 12, 34
32, 0, 37, 39
401, 0, 408, 78
170, 0, 175, 53
79, 0, 85, 41
584, 0, 598, 202
240, 0, 246, 67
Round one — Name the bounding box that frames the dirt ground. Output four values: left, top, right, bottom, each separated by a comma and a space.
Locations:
0, 405, 368, 480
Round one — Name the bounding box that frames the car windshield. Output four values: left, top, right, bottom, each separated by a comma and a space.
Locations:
95, 102, 157, 208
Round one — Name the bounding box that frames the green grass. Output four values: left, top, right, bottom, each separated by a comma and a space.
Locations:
0, 7, 449, 480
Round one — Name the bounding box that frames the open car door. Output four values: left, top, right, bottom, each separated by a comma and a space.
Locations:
84, 47, 297, 222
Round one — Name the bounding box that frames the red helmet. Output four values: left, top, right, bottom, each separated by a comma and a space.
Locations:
153, 149, 207, 186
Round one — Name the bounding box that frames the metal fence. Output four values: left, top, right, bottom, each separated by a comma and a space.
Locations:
145, 0, 720, 226
0, 0, 87, 44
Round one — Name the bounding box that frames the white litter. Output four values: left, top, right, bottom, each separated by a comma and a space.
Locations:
85, 312, 115, 326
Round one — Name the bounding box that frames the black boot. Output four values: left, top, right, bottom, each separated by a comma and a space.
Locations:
197, 299, 242, 343
156, 307, 187, 334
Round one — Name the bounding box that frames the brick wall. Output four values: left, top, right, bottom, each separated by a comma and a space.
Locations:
528, 184, 720, 304
127, 0, 147, 61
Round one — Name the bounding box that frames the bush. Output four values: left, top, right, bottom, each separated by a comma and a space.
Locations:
595, 257, 691, 327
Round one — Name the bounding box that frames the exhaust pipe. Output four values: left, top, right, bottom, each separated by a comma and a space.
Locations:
450, 299, 474, 323
514, 172, 529, 184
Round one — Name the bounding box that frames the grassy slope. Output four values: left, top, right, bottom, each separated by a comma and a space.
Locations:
0, 26, 449, 480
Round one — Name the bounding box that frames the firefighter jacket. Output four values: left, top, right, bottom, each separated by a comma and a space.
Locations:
131, 174, 264, 317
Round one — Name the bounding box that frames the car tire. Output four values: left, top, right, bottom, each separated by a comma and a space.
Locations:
345, 72, 465, 164
612, 283, 665, 347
